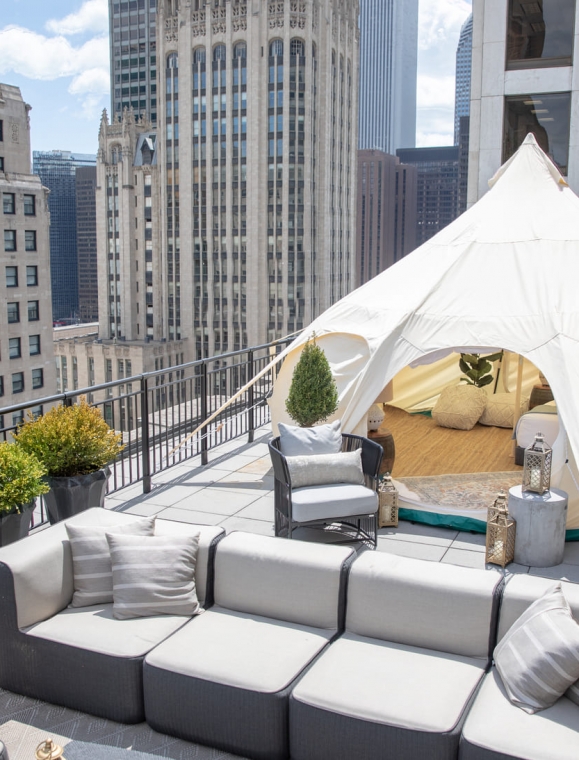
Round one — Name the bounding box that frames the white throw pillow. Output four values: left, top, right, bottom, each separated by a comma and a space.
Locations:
494, 584, 579, 713
432, 385, 487, 431
278, 419, 342, 456
106, 532, 201, 619
286, 449, 365, 489
66, 516, 156, 607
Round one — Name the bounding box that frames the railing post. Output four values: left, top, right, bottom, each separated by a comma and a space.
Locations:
141, 375, 152, 493
200, 361, 208, 466
247, 349, 255, 443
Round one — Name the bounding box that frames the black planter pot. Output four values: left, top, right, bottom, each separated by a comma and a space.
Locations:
44, 467, 110, 525
0, 502, 35, 546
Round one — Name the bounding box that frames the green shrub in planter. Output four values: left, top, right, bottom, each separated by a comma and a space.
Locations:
0, 443, 49, 545
285, 335, 339, 427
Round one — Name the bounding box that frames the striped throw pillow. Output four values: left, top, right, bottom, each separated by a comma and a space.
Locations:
66, 517, 156, 607
494, 583, 579, 713
106, 532, 201, 620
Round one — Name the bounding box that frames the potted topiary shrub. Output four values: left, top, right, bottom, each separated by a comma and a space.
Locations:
14, 398, 124, 524
0, 442, 49, 546
285, 334, 339, 427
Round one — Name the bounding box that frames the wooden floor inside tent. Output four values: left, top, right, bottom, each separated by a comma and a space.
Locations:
384, 405, 523, 478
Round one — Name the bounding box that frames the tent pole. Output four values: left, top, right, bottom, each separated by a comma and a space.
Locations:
512, 355, 524, 455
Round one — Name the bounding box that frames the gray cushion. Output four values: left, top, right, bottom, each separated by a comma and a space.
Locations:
494, 583, 579, 714
462, 667, 579, 760
278, 420, 342, 456
107, 533, 201, 619
66, 517, 156, 607
291, 483, 378, 522
291, 631, 487, 732
145, 605, 333, 692
287, 449, 364, 489
346, 551, 501, 658
213, 532, 352, 629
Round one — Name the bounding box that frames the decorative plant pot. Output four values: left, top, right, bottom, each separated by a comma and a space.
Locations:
367, 403, 385, 432
0, 502, 35, 546
44, 467, 111, 525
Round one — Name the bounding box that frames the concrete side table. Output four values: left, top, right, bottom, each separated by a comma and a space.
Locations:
507, 485, 568, 567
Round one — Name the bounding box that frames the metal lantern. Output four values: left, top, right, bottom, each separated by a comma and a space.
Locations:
378, 473, 399, 528
522, 433, 552, 494
485, 490, 516, 567
35, 740, 64, 760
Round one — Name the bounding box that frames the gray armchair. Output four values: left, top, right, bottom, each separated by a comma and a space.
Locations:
269, 433, 382, 548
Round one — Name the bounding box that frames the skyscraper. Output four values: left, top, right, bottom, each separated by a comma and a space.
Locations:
33, 151, 96, 323
358, 0, 418, 154
0, 84, 56, 416
75, 166, 99, 323
96, 0, 360, 366
454, 13, 472, 146
108, 0, 158, 125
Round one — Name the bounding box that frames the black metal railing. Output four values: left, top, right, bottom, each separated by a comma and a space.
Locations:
0, 336, 294, 528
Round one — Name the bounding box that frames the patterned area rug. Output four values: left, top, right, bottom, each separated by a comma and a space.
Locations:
395, 471, 522, 512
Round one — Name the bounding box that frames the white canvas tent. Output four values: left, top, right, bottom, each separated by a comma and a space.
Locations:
269, 135, 579, 533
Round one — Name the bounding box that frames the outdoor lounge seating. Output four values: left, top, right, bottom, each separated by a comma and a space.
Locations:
268, 431, 382, 547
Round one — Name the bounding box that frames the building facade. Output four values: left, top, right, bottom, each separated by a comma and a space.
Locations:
98, 0, 359, 368
469, 0, 579, 203
32, 151, 96, 323
358, 0, 418, 153
76, 166, 99, 323
454, 13, 473, 146
396, 145, 461, 248
109, 0, 159, 125
356, 150, 416, 285
0, 84, 56, 421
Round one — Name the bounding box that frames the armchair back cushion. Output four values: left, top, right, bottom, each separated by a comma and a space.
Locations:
286, 449, 364, 489
213, 531, 352, 629
278, 420, 342, 456
346, 552, 501, 658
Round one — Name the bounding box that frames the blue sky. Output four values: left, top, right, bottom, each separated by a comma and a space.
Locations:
0, 0, 471, 155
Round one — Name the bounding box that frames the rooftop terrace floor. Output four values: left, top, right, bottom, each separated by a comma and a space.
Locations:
2, 424, 579, 759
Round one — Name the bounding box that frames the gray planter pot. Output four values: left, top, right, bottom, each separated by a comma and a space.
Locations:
44, 467, 111, 525
0, 502, 35, 546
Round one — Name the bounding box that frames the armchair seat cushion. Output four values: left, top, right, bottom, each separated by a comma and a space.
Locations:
291, 484, 378, 523
460, 668, 579, 760
145, 605, 334, 693
292, 632, 486, 733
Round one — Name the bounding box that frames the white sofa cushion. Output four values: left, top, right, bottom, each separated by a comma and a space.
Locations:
286, 449, 364, 489
66, 516, 156, 607
345, 552, 501, 658
462, 668, 579, 760
213, 532, 352, 630
278, 420, 342, 456
432, 384, 487, 430
145, 605, 333, 693
291, 483, 378, 522
494, 584, 579, 714
291, 632, 486, 732
107, 533, 201, 619
24, 603, 189, 658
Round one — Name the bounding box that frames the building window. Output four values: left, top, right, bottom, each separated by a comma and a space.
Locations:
233, 42, 246, 59
4, 230, 16, 251
23, 194, 36, 215
29, 334, 40, 356
0, 120, 3, 141
0, 376, 3, 396
193, 46, 206, 63
25, 231, 37, 251
32, 368, 44, 389
12, 372, 24, 394
7, 302, 19, 323
270, 39, 283, 57
5, 266, 17, 287
3, 193, 15, 214
507, 0, 576, 69
213, 44, 226, 61
26, 265, 38, 285
290, 39, 305, 56
12, 411, 23, 427
0, 157, 4, 172
28, 300, 39, 321
503, 92, 571, 175
9, 337, 21, 359
30, 404, 43, 418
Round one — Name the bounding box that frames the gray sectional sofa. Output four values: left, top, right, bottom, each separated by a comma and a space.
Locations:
0, 509, 578, 760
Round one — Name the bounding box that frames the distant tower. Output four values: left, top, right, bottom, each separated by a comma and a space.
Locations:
358, 0, 419, 153
33, 151, 96, 322
454, 13, 473, 146
108, 0, 158, 125
75, 166, 99, 323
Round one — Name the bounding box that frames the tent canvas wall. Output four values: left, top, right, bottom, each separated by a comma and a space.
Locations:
269, 135, 579, 533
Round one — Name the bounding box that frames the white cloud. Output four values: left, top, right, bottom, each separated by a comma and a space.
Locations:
417, 74, 456, 110
46, 0, 109, 36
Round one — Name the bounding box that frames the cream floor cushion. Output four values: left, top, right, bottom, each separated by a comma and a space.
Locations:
432, 385, 487, 431
479, 392, 529, 428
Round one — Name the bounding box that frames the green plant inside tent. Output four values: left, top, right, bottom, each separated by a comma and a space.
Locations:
459, 352, 503, 388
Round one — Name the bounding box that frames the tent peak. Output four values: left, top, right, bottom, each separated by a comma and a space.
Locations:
488, 132, 569, 190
